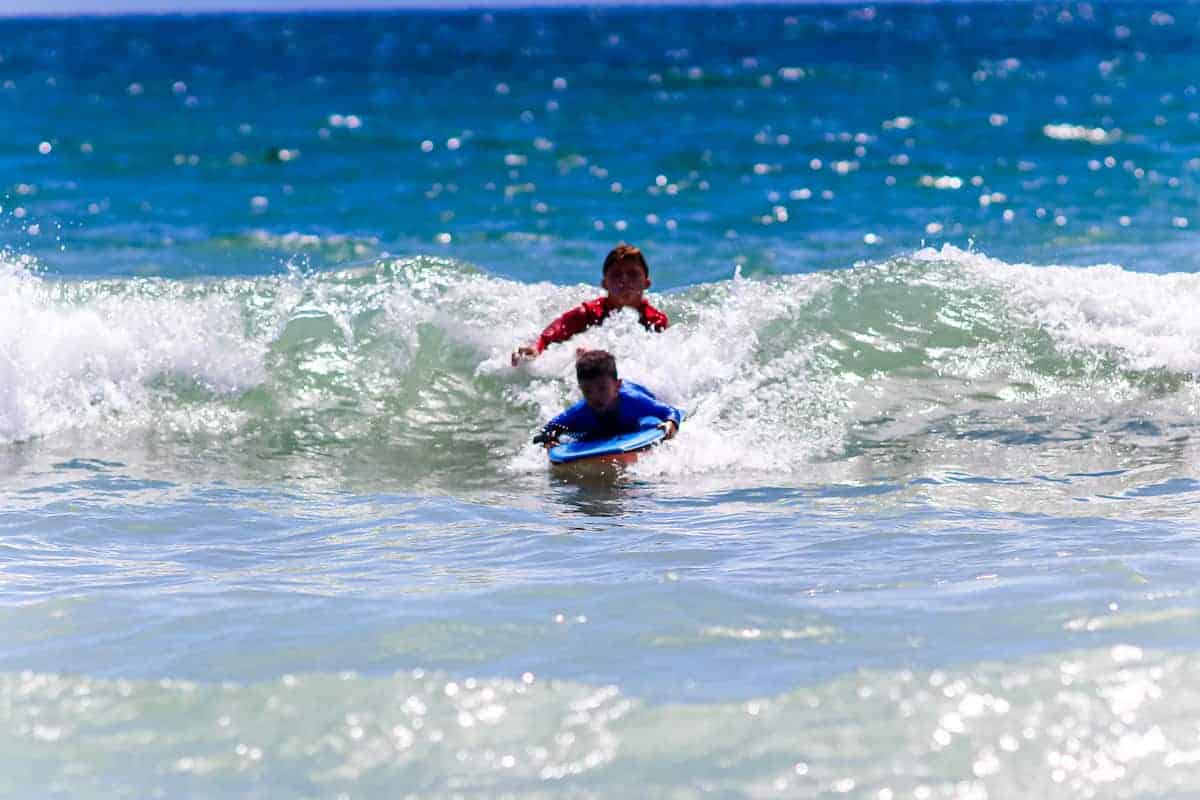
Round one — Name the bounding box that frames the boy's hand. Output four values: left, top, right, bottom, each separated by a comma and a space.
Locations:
658, 420, 678, 439
511, 346, 537, 366
532, 428, 561, 448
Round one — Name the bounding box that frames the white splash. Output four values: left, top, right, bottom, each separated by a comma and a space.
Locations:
0, 257, 267, 443
917, 244, 1200, 373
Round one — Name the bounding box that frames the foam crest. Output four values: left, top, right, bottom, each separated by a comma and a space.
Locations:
919, 244, 1200, 374
468, 248, 1200, 479
6, 249, 1200, 482
0, 258, 267, 444
483, 269, 846, 476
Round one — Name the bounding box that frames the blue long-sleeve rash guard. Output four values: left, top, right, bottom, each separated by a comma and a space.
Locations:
542, 382, 684, 440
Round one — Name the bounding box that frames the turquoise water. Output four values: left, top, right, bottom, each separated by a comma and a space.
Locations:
5, 4, 1200, 797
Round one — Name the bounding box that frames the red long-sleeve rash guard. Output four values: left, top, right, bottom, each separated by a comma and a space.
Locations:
534, 297, 670, 354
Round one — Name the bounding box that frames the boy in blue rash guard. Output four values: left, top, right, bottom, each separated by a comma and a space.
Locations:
534, 350, 683, 447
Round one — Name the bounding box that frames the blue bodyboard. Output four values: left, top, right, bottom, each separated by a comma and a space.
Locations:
548, 424, 667, 465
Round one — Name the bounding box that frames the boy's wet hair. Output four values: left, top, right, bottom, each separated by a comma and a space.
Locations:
576, 349, 618, 382
602, 243, 649, 279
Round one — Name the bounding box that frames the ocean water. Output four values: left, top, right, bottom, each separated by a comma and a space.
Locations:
5, 3, 1200, 798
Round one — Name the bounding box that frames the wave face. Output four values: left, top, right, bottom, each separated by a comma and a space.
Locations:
4, 246, 1199, 506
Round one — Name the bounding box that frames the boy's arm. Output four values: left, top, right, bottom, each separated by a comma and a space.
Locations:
532, 424, 565, 445
534, 303, 597, 353
627, 391, 684, 437
512, 304, 597, 366
655, 401, 682, 439
533, 401, 590, 446
642, 303, 670, 332
655, 400, 684, 432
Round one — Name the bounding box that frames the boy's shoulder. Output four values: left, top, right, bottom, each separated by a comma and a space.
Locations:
639, 299, 669, 329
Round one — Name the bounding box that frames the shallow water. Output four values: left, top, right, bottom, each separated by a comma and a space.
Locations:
5, 4, 1200, 798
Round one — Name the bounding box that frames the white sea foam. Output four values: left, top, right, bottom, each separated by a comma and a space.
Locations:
917, 244, 1200, 373
473, 267, 843, 477
0, 257, 267, 443
6, 249, 1200, 481
492, 247, 1200, 479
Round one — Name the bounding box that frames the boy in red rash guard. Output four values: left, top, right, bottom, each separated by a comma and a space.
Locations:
511, 244, 669, 366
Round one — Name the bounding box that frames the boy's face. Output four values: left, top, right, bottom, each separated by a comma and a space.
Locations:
579, 375, 622, 414
601, 258, 650, 307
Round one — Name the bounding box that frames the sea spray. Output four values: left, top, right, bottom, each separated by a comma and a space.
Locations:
3, 249, 1200, 484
